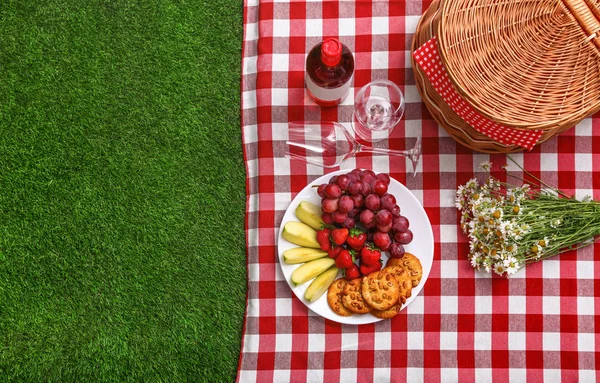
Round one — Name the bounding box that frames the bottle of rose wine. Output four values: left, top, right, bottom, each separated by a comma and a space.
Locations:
305, 38, 354, 107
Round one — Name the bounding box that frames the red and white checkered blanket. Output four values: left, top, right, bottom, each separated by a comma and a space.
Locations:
238, 1, 600, 381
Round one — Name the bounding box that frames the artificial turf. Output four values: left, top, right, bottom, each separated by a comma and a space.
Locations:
0, 0, 246, 381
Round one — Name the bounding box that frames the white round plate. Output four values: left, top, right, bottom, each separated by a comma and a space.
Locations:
277, 170, 434, 324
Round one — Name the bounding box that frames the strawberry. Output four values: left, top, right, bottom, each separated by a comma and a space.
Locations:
360, 260, 382, 275
316, 227, 331, 251
331, 227, 349, 246
360, 243, 382, 266
327, 245, 342, 259
346, 228, 367, 251
345, 264, 361, 280
335, 249, 354, 269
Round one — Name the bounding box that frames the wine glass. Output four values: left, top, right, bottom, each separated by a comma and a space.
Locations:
353, 79, 405, 142
285, 121, 421, 176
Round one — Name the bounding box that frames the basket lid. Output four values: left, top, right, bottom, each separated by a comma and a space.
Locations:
437, 0, 600, 129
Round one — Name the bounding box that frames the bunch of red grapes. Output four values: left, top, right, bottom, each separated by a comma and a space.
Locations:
317, 169, 413, 259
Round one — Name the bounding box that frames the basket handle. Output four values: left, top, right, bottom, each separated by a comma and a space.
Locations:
563, 0, 600, 49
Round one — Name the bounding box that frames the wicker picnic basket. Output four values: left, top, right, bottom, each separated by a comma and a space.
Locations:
411, 0, 600, 153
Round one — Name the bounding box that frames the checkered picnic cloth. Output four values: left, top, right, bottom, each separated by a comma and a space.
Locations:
238, 1, 600, 381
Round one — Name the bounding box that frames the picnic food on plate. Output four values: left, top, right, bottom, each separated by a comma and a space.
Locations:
387, 252, 423, 287
361, 270, 400, 310
291, 257, 336, 286
327, 279, 354, 316
328, 255, 423, 320
282, 247, 327, 264
315, 169, 414, 281
281, 169, 423, 320
295, 201, 324, 230
385, 265, 414, 303
304, 267, 339, 302
342, 278, 372, 314
282, 221, 320, 248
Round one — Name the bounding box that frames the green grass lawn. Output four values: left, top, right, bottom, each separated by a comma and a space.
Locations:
0, 0, 246, 381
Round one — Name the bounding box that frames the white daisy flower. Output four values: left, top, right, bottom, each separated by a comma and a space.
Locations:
505, 265, 518, 276
465, 178, 479, 190
479, 161, 492, 171
493, 263, 506, 276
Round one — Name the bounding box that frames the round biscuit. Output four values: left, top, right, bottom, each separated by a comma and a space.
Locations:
327, 278, 354, 317
361, 270, 400, 311
341, 278, 372, 314
387, 252, 423, 287
383, 265, 413, 302
371, 303, 402, 319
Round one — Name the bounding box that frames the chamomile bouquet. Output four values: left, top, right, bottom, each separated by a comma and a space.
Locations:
456, 159, 600, 276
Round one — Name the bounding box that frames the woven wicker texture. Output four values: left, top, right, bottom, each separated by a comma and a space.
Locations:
412, 0, 600, 153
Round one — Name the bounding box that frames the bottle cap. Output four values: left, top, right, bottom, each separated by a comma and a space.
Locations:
321, 38, 342, 67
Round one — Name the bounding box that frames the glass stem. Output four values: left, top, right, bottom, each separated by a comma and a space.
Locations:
358, 144, 410, 157
356, 136, 421, 177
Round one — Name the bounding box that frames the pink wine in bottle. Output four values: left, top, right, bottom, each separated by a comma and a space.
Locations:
305, 38, 354, 107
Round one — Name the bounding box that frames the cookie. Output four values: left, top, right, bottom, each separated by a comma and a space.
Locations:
342, 278, 372, 314
371, 303, 402, 319
361, 270, 400, 311
384, 265, 413, 303
327, 278, 354, 317
387, 252, 423, 287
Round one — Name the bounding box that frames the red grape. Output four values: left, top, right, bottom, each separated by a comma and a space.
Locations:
347, 180, 364, 196
342, 217, 356, 228
376, 173, 391, 185
360, 169, 377, 184
348, 207, 360, 218
390, 205, 401, 217
375, 209, 393, 226
392, 216, 409, 233
376, 222, 392, 233
351, 194, 364, 208
317, 184, 327, 198
360, 182, 372, 196
389, 242, 405, 258
338, 195, 354, 213
347, 169, 361, 182
328, 175, 338, 184
394, 229, 413, 244
365, 194, 381, 211
336, 174, 351, 191
372, 180, 388, 196
380, 193, 396, 210
365, 219, 377, 229
332, 210, 348, 224
373, 231, 391, 251
322, 212, 334, 225
359, 209, 375, 226
325, 184, 342, 199
322, 198, 339, 213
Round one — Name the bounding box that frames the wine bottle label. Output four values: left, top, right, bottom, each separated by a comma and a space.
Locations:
305, 73, 352, 103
